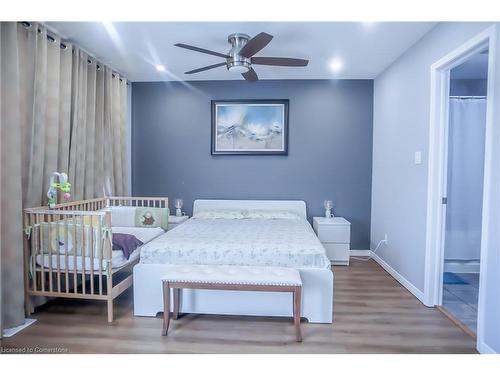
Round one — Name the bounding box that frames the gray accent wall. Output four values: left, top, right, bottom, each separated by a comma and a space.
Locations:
132, 79, 373, 249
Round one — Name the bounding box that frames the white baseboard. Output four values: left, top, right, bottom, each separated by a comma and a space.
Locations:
2, 318, 36, 337
477, 340, 497, 354
350, 249, 371, 257
370, 252, 426, 304
444, 259, 480, 274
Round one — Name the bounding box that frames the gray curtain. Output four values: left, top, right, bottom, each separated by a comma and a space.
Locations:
1, 22, 25, 335
18, 24, 73, 209
0, 22, 129, 333
68, 50, 128, 200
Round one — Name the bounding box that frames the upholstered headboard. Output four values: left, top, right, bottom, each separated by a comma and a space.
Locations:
192, 199, 307, 220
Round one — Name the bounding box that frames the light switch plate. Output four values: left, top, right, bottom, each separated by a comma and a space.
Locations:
414, 151, 422, 165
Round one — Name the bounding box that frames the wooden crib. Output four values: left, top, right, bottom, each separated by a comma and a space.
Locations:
23, 196, 168, 322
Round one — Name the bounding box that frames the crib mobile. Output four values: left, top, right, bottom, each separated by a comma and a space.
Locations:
47, 172, 71, 209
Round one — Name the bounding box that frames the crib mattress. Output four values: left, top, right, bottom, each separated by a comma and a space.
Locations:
36, 247, 142, 273
36, 226, 165, 272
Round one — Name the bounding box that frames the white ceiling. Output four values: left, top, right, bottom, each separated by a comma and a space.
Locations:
46, 22, 436, 82
451, 52, 489, 80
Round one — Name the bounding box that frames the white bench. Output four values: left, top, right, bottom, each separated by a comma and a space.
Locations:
161, 265, 303, 342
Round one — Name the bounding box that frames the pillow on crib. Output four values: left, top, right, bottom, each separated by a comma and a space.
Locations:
244, 209, 302, 220
134, 207, 169, 231
193, 209, 246, 220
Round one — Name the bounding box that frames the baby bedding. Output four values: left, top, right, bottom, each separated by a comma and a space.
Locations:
36, 226, 165, 271
112, 233, 143, 260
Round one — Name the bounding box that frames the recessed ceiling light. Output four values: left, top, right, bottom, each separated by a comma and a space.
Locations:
329, 58, 343, 73
156, 64, 166, 72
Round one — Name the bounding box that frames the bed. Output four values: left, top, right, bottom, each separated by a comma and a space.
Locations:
133, 200, 334, 323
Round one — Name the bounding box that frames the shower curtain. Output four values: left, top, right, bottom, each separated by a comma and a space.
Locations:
444, 98, 487, 261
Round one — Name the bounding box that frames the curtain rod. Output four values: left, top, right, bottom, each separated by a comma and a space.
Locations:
20, 22, 130, 85
449, 96, 486, 99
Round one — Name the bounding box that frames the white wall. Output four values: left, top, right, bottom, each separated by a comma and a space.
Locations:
372, 22, 500, 353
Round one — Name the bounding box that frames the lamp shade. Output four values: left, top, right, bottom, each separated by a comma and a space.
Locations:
174, 198, 183, 209
324, 200, 333, 210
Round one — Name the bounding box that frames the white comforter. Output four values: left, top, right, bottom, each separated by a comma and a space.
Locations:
139, 218, 330, 269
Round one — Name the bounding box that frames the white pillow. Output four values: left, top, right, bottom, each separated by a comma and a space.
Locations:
193, 209, 246, 220
244, 209, 302, 220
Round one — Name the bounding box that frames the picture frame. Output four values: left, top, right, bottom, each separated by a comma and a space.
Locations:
211, 99, 289, 155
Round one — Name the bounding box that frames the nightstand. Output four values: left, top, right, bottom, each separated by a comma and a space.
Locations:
313, 217, 351, 266
168, 215, 189, 231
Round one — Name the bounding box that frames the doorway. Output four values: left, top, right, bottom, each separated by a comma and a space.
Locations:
440, 50, 488, 336
424, 25, 497, 353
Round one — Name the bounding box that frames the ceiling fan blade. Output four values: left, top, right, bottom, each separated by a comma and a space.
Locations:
185, 62, 227, 74
251, 57, 309, 67
174, 43, 229, 59
242, 68, 258, 81
239, 32, 273, 58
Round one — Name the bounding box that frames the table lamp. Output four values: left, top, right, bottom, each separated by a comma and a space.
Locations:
324, 200, 333, 218
174, 198, 184, 217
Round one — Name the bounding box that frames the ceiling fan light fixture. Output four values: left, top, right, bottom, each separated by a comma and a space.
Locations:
227, 64, 250, 74
174, 31, 309, 81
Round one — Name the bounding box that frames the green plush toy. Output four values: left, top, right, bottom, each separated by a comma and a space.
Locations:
47, 172, 71, 209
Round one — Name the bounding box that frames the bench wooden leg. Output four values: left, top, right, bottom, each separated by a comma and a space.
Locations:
173, 288, 180, 320
162, 282, 170, 336
293, 286, 302, 342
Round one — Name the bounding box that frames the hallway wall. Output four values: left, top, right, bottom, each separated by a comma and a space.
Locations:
372, 22, 500, 353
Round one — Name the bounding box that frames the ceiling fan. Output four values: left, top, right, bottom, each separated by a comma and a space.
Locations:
174, 32, 309, 81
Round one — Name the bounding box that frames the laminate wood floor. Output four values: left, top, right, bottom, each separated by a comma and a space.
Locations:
1, 259, 477, 354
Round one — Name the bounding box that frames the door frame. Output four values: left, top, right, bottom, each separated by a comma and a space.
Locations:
424, 25, 497, 350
